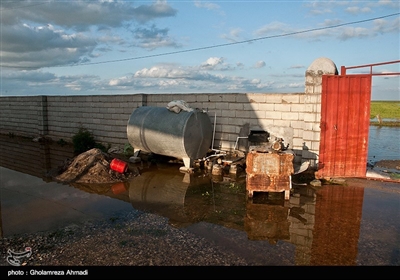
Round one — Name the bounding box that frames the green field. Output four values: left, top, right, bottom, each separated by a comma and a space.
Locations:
370, 101, 400, 126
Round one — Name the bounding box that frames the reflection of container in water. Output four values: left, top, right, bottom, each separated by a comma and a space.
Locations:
111, 182, 127, 194
128, 171, 189, 206
229, 164, 237, 175
212, 164, 223, 176
211, 175, 223, 183
206, 160, 213, 171
110, 158, 128, 173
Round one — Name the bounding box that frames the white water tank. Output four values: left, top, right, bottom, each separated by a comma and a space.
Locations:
127, 106, 213, 168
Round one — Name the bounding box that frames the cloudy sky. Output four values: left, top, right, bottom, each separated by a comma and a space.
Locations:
1, 0, 399, 100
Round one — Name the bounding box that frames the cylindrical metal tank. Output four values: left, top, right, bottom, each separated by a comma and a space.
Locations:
127, 106, 213, 162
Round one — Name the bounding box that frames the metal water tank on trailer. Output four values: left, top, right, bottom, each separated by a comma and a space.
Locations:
127, 106, 213, 168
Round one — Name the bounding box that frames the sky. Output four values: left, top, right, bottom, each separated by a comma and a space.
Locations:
0, 0, 399, 100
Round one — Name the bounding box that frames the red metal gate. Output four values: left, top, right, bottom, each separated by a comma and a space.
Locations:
316, 60, 400, 179
316, 74, 372, 179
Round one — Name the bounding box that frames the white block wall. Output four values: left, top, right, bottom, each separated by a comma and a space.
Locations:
0, 92, 320, 166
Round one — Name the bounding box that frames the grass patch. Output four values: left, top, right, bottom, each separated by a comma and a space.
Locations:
370, 101, 400, 127
370, 101, 400, 119
390, 173, 400, 180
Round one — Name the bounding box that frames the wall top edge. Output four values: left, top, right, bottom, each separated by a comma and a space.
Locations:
1, 92, 306, 98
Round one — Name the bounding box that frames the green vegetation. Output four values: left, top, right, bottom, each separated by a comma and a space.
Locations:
123, 143, 134, 157
56, 138, 67, 146
72, 127, 107, 155
370, 101, 400, 119
370, 101, 400, 127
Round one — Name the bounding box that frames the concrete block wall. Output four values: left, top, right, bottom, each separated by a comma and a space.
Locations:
0, 96, 45, 138
45, 94, 144, 146
0, 92, 317, 166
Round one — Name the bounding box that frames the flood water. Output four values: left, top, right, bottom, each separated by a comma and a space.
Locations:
0, 126, 399, 266
368, 125, 400, 162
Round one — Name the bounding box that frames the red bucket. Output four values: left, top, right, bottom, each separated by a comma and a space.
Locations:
110, 158, 128, 173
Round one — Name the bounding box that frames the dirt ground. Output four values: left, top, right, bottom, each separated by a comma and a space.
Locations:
49, 148, 138, 184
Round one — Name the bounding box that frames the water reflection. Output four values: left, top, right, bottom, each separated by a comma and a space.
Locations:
0, 131, 399, 265
127, 162, 246, 230
310, 186, 363, 265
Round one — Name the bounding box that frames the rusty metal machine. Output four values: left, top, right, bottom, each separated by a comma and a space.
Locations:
245, 132, 294, 200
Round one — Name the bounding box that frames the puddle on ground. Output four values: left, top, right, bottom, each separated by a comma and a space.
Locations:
0, 132, 399, 265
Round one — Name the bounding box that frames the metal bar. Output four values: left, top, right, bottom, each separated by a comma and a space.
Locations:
344, 60, 400, 70
234, 136, 248, 151
340, 60, 400, 76
340, 66, 346, 75
344, 72, 400, 76
212, 111, 216, 149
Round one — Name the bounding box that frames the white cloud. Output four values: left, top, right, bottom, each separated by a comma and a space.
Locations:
377, 0, 400, 8
134, 66, 189, 79
289, 65, 305, 69
254, 61, 266, 69
104, 62, 275, 93
338, 26, 370, 40
194, 0, 220, 10
373, 18, 400, 33
0, 0, 179, 69
220, 28, 243, 42
1, 0, 177, 29
1, 21, 96, 69
254, 21, 292, 36
254, 15, 399, 42
131, 24, 181, 50
200, 57, 225, 69
236, 62, 245, 69
0, 0, 397, 97
345, 6, 372, 14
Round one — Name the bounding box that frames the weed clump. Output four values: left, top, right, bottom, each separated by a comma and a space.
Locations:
72, 127, 106, 155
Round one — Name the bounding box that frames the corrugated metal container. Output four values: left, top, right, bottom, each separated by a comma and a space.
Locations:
127, 106, 213, 167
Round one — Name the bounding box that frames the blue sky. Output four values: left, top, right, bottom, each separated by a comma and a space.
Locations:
1, 0, 399, 100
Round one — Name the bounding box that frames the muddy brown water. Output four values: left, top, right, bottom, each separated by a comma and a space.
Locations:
0, 128, 399, 266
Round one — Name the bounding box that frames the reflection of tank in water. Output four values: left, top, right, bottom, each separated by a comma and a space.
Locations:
129, 169, 189, 206
127, 164, 247, 229
128, 165, 211, 227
